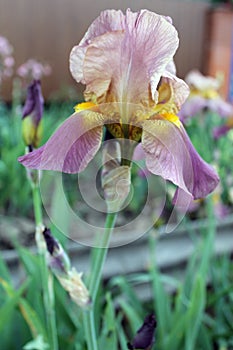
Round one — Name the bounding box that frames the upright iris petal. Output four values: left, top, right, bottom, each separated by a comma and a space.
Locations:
18, 8, 219, 202
70, 9, 179, 105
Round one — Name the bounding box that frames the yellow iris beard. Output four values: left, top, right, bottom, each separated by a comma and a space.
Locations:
74, 102, 181, 130
74, 101, 96, 112
161, 112, 181, 128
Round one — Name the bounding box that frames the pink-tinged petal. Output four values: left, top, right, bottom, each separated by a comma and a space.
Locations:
69, 46, 87, 84
79, 9, 125, 46
126, 10, 179, 102
141, 119, 219, 199
81, 31, 124, 101
70, 9, 125, 84
133, 144, 152, 178
133, 143, 145, 161
178, 125, 219, 198
165, 60, 176, 75
70, 9, 179, 104
18, 111, 104, 173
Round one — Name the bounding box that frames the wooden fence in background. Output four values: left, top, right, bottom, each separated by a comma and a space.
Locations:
0, 0, 209, 100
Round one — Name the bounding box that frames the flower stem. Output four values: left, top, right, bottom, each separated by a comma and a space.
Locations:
31, 181, 58, 350
84, 212, 117, 350
32, 185, 43, 225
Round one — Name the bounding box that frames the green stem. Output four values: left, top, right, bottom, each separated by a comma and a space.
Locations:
31, 181, 58, 350
32, 185, 43, 225
84, 212, 117, 350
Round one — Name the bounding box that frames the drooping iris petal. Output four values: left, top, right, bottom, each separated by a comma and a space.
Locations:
18, 111, 104, 173
141, 119, 219, 199
70, 9, 179, 104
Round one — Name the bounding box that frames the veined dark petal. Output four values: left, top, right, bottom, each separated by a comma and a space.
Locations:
18, 110, 104, 173
141, 119, 219, 199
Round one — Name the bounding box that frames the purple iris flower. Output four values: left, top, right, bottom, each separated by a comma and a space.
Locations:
18, 9, 219, 206
213, 116, 233, 139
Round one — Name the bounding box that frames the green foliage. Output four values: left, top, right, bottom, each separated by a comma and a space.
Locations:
0, 218, 233, 349
0, 100, 74, 216
185, 109, 233, 217
108, 215, 233, 349
0, 81, 233, 349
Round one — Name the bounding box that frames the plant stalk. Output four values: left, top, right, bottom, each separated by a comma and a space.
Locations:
84, 212, 117, 350
31, 181, 58, 350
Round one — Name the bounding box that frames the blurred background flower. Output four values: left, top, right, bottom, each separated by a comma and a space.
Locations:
179, 70, 233, 123
17, 58, 51, 84
0, 35, 14, 85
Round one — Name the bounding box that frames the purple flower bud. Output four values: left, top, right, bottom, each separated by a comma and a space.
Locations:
127, 314, 157, 350
42, 227, 70, 274
22, 80, 44, 148
42, 227, 59, 255
42, 227, 91, 308
23, 80, 44, 126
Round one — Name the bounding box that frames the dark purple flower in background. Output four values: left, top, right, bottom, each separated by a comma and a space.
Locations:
22, 79, 44, 148
127, 314, 157, 350
213, 125, 231, 139
213, 117, 233, 139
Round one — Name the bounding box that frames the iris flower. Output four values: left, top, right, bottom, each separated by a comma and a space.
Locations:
18, 9, 219, 204
179, 70, 233, 122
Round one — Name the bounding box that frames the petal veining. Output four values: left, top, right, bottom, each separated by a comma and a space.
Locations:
18, 110, 105, 173
70, 9, 179, 105
141, 119, 219, 199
